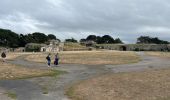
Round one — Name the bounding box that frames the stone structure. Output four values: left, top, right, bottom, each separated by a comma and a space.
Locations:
14, 47, 25, 52
41, 40, 63, 52
80, 40, 96, 47
0, 47, 9, 52
25, 43, 46, 52
96, 44, 170, 51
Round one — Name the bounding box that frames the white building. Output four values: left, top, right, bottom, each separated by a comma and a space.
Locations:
41, 40, 63, 52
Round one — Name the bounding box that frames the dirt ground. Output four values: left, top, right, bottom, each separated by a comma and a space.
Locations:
67, 52, 170, 100
0, 52, 170, 100
146, 52, 170, 58
26, 51, 140, 65
68, 68, 170, 100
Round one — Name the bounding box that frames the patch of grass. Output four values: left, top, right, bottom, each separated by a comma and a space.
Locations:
14, 69, 64, 80
26, 51, 141, 65
42, 86, 49, 94
66, 86, 74, 98
0, 63, 64, 80
66, 86, 82, 100
5, 91, 17, 100
68, 68, 170, 100
146, 52, 170, 58
64, 42, 88, 51
6, 52, 33, 60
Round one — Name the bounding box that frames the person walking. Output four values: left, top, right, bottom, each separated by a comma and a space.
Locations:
46, 53, 51, 67
1, 52, 6, 62
54, 53, 59, 66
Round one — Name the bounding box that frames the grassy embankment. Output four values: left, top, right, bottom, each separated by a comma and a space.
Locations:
26, 51, 140, 65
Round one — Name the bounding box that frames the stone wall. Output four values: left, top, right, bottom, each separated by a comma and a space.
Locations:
96, 44, 170, 51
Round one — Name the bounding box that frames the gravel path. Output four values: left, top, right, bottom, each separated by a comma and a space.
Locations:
0, 52, 169, 100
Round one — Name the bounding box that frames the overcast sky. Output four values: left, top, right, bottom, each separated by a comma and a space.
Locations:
0, 0, 170, 43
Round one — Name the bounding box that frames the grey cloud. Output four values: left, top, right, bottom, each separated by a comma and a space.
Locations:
0, 0, 170, 42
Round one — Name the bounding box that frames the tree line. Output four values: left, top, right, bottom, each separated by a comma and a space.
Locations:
137, 36, 169, 44
0, 28, 57, 48
0, 28, 169, 48
80, 35, 123, 44
65, 35, 123, 44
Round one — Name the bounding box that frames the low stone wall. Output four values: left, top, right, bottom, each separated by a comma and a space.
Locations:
96, 44, 170, 51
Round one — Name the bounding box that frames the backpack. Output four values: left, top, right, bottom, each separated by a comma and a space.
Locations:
1, 52, 6, 58
46, 56, 49, 60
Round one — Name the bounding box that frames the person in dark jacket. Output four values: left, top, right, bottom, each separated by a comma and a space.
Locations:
54, 53, 59, 66
46, 53, 51, 67
1, 52, 6, 62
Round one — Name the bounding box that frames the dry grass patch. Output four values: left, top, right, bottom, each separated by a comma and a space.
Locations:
26, 51, 140, 65
146, 52, 170, 58
64, 43, 88, 51
68, 69, 170, 100
5, 91, 17, 100
6, 52, 33, 60
0, 62, 60, 80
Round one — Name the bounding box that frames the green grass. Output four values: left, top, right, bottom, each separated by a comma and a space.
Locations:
66, 86, 79, 100
42, 86, 49, 94
66, 81, 84, 100
9, 69, 66, 80
64, 42, 88, 51
48, 69, 66, 78
5, 91, 17, 100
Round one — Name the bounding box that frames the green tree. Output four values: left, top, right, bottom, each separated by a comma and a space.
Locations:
48, 34, 57, 40
86, 35, 97, 41
137, 36, 169, 44
115, 38, 123, 44
0, 28, 19, 48
18, 34, 27, 47
96, 36, 103, 44
101, 35, 115, 44
32, 32, 48, 43
65, 38, 78, 43
80, 38, 86, 43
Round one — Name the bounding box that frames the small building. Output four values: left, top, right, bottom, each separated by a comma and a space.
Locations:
25, 43, 46, 52
40, 40, 63, 52
0, 47, 9, 52
14, 47, 25, 52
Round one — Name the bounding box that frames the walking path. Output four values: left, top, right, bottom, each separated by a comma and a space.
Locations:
0, 52, 170, 100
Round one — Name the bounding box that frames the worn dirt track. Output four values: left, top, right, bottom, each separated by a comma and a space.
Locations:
0, 52, 170, 100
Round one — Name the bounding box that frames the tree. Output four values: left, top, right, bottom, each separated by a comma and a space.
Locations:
86, 35, 97, 41
48, 34, 57, 40
32, 32, 48, 43
137, 36, 169, 44
101, 35, 114, 44
115, 38, 123, 44
0, 28, 61, 48
18, 34, 27, 47
80, 38, 86, 43
83, 35, 123, 44
65, 38, 78, 43
0, 28, 19, 48
96, 36, 103, 44
137, 36, 151, 44
25, 34, 35, 43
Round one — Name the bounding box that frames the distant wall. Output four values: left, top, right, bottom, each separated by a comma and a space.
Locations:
96, 44, 170, 51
